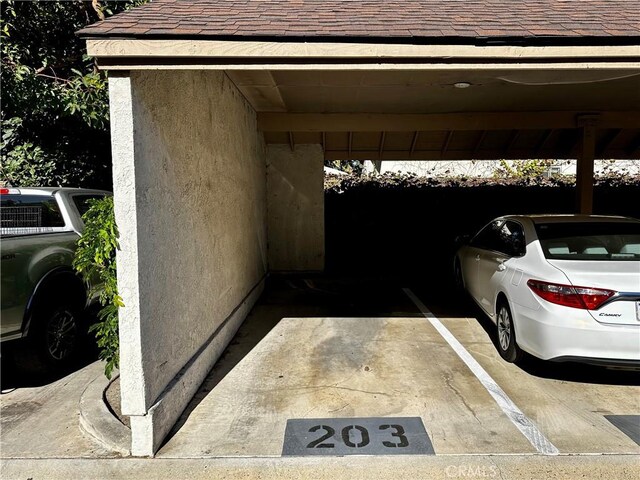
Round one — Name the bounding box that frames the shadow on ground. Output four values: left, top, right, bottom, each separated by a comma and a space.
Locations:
1, 345, 99, 393
157, 274, 639, 449
1, 312, 100, 393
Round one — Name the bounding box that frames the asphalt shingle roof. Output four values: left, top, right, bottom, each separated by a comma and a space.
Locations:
78, 0, 640, 42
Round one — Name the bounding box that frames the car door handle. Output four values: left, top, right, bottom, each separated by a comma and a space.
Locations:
497, 261, 506, 271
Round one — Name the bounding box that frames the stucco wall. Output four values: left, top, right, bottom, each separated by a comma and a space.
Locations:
110, 71, 267, 454
267, 144, 325, 271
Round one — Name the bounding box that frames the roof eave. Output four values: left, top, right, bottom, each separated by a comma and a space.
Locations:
77, 30, 640, 48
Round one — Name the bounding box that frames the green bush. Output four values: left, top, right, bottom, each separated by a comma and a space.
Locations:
494, 159, 556, 179
73, 196, 121, 379
0, 117, 57, 187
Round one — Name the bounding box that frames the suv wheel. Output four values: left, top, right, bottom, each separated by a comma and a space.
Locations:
17, 297, 83, 373
45, 307, 79, 362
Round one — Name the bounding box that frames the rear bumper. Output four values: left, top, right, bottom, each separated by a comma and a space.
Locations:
513, 302, 640, 362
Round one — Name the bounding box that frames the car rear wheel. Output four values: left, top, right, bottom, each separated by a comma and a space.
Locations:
16, 298, 84, 373
496, 301, 522, 363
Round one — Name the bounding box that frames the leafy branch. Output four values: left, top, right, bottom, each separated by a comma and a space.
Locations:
73, 196, 121, 379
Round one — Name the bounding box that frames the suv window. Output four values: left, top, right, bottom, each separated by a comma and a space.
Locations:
0, 195, 65, 233
72, 194, 105, 217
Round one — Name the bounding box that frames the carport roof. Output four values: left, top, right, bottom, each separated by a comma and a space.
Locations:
78, 0, 640, 43
78, 0, 640, 164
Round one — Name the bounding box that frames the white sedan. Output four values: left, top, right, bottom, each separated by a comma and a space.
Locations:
454, 214, 640, 366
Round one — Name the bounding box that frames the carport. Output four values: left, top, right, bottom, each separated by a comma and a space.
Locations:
79, 0, 640, 456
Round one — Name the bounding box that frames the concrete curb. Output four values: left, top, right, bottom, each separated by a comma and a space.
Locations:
79, 371, 131, 456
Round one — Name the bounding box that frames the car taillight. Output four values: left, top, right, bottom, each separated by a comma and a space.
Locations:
0, 188, 9, 195
527, 280, 615, 310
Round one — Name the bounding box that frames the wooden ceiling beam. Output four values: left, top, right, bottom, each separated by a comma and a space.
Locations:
472, 130, 486, 157
324, 149, 640, 161
567, 131, 583, 158
441, 131, 453, 157
378, 131, 386, 157
504, 130, 520, 155
627, 133, 640, 158
410, 131, 420, 156
596, 128, 623, 157
257, 111, 640, 132
534, 129, 554, 157
324, 148, 640, 161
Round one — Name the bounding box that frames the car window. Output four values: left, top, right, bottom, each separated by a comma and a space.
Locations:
470, 220, 525, 257
72, 194, 105, 217
499, 220, 526, 257
470, 220, 504, 251
0, 194, 65, 234
535, 221, 640, 261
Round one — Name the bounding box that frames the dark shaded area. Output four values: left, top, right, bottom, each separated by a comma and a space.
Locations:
605, 415, 640, 446
0, 341, 99, 392
0, 309, 100, 392
325, 177, 640, 286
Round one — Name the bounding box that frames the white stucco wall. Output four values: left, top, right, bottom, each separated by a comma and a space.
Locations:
267, 144, 325, 271
109, 70, 267, 455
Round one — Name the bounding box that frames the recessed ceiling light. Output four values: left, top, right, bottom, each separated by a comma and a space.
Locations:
454, 82, 472, 89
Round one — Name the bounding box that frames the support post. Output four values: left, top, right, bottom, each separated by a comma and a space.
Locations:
575, 115, 599, 214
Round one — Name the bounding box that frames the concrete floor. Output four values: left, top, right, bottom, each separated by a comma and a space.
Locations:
0, 359, 117, 458
157, 276, 640, 458
1, 275, 638, 480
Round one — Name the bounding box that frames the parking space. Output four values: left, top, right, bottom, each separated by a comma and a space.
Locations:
156, 277, 640, 458
436, 314, 640, 454
159, 316, 535, 457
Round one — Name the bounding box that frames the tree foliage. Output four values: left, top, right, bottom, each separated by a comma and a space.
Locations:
1, 0, 145, 189
73, 196, 121, 379
324, 159, 365, 175
494, 159, 557, 179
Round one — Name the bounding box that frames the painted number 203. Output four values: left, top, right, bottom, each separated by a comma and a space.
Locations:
306, 424, 409, 449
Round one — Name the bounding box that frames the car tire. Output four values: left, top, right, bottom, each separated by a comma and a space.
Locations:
496, 300, 522, 363
17, 297, 84, 373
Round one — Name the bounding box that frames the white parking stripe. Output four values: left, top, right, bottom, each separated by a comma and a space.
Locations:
404, 288, 560, 455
